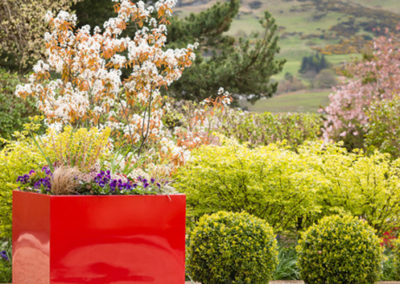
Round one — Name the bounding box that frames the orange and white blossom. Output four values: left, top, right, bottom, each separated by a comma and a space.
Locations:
15, 0, 197, 165
170, 88, 233, 153
14, 0, 205, 173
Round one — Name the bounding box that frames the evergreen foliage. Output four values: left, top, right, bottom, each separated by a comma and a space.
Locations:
174, 141, 400, 235
0, 0, 81, 72
297, 215, 383, 284
0, 69, 38, 141
187, 211, 278, 284
72, 0, 285, 102
299, 53, 329, 74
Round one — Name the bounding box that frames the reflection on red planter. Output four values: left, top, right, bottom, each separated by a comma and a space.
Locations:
12, 191, 186, 284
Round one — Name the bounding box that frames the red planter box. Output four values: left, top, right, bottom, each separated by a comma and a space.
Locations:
12, 191, 186, 284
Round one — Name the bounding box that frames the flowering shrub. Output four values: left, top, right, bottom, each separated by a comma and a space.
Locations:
322, 32, 400, 148
382, 228, 399, 248
187, 211, 278, 284
15, 0, 199, 174
175, 141, 400, 235
365, 95, 400, 158
12, 0, 241, 177
164, 96, 323, 148
297, 215, 383, 284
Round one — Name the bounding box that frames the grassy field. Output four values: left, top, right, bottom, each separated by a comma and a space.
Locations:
175, 0, 398, 113
242, 89, 331, 113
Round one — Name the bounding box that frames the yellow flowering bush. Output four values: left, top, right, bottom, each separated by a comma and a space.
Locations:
297, 215, 383, 284
175, 140, 400, 235
187, 211, 278, 284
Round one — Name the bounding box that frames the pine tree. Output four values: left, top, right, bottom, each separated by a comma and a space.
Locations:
72, 0, 285, 102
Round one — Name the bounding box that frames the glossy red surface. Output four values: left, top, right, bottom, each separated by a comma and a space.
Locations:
13, 191, 186, 284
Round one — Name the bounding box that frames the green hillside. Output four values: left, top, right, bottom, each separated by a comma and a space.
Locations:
175, 0, 400, 112
242, 89, 331, 113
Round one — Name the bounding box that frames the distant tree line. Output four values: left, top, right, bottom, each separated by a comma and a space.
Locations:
299, 53, 329, 74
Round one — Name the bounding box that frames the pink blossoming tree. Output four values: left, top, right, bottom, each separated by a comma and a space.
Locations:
322, 30, 400, 149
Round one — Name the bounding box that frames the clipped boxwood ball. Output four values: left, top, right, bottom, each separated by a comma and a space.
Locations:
187, 211, 278, 284
297, 215, 383, 284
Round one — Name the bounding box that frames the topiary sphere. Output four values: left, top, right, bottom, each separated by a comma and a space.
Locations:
187, 211, 278, 284
297, 215, 383, 284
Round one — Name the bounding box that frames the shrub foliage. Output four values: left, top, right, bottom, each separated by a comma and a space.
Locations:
219, 111, 323, 148
366, 96, 400, 158
187, 211, 278, 284
297, 215, 383, 284
0, 69, 38, 140
0, 137, 44, 238
175, 141, 400, 235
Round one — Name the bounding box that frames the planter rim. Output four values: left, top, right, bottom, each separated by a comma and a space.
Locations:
13, 190, 185, 198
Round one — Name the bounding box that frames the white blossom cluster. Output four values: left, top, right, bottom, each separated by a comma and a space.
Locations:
15, 0, 198, 169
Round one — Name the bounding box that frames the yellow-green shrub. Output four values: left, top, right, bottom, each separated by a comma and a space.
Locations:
220, 111, 323, 148
174, 141, 400, 235
301, 143, 400, 235
0, 139, 45, 238
297, 215, 383, 284
187, 211, 278, 284
0, 124, 111, 238
174, 141, 321, 232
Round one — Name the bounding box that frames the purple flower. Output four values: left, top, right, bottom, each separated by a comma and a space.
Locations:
151, 178, 155, 184
143, 183, 149, 189
33, 180, 41, 189
29, 170, 35, 175
156, 183, 161, 188
16, 174, 30, 184
42, 166, 52, 176
110, 179, 117, 191
0, 251, 8, 262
